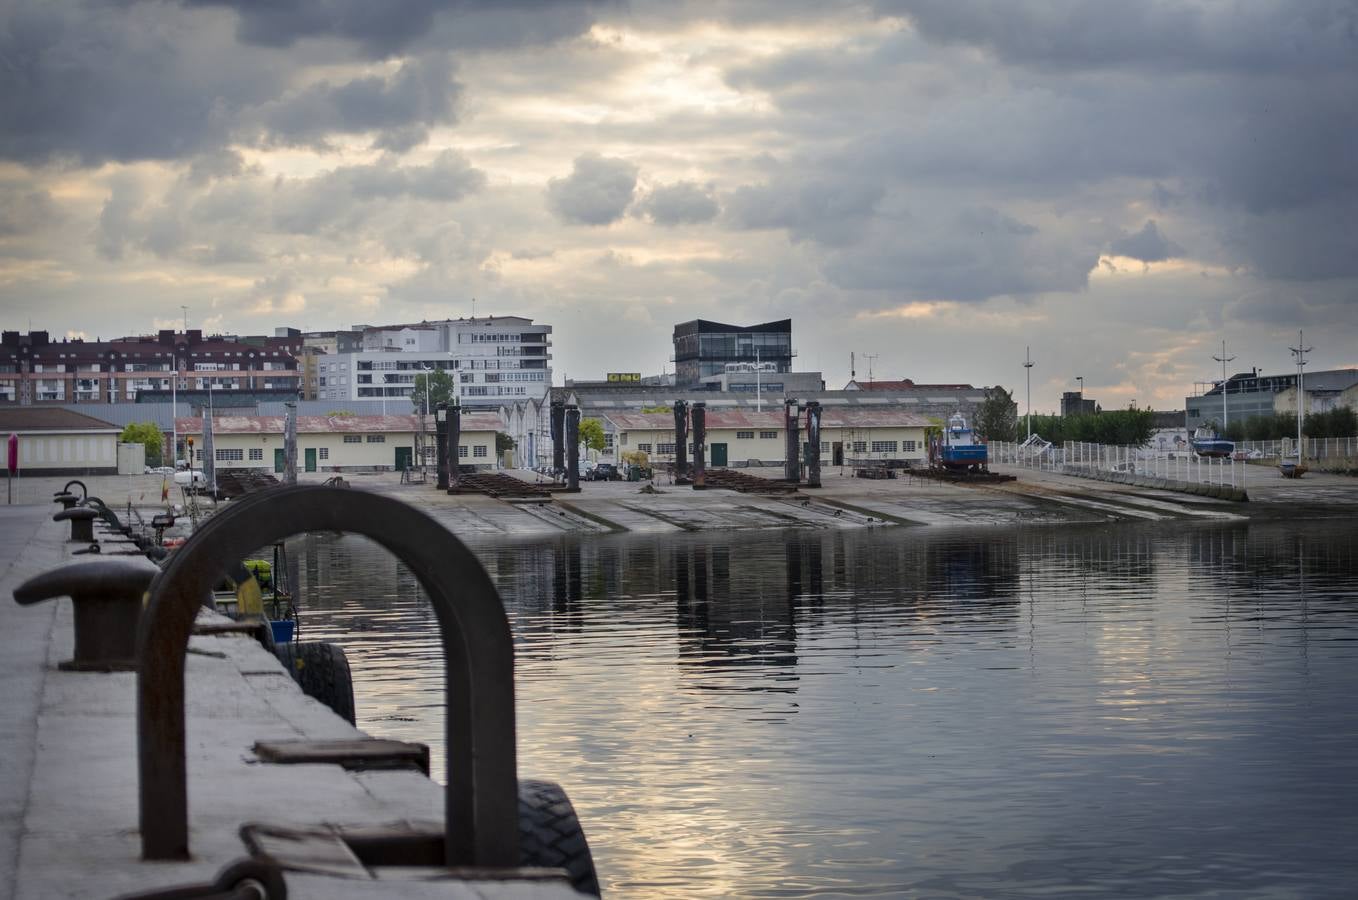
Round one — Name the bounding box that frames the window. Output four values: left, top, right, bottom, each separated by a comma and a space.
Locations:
820, 442, 830, 452
343, 435, 362, 443
903, 440, 916, 452
216, 448, 244, 461
637, 443, 652, 453
737, 430, 754, 440
458, 445, 468, 457
366, 435, 385, 443
473, 445, 487, 457
871, 441, 897, 453
196, 450, 203, 461
759, 430, 778, 440
657, 443, 676, 454
318, 447, 329, 460
852, 441, 867, 453
248, 448, 263, 461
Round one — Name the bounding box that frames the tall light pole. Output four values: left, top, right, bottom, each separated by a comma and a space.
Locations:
1212, 340, 1236, 432
419, 365, 433, 416
1023, 347, 1034, 439
1289, 330, 1313, 460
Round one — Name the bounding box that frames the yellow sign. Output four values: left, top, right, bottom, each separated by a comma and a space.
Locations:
607, 372, 641, 383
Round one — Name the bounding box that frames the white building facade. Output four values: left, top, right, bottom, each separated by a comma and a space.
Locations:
317, 316, 552, 412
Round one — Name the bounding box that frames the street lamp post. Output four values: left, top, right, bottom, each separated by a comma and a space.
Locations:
1023, 347, 1035, 440
420, 366, 433, 416
1213, 340, 1236, 432
1289, 330, 1313, 461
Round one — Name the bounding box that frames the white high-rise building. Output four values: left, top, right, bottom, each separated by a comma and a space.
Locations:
316, 316, 552, 411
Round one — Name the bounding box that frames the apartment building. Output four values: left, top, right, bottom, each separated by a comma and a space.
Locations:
0, 329, 302, 405
317, 316, 552, 412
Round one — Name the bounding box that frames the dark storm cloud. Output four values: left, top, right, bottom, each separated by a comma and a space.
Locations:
822, 207, 1099, 302
1110, 221, 1182, 263
0, 1, 282, 165
724, 175, 883, 247
251, 55, 461, 150
635, 181, 719, 226
887, 0, 1358, 74
0, 0, 607, 166
546, 154, 639, 226
185, 0, 614, 57
886, 0, 1358, 289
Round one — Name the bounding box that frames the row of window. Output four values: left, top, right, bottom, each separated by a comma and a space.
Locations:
342, 435, 387, 443
617, 437, 919, 454
734, 430, 781, 440
203, 443, 489, 461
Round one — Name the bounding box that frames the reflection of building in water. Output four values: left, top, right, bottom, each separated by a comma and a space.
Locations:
1189, 522, 1358, 606
1018, 527, 1156, 598
673, 541, 801, 694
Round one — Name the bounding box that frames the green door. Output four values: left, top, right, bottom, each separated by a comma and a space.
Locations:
304, 447, 317, 472
274, 449, 285, 473
395, 446, 413, 470
710, 442, 728, 467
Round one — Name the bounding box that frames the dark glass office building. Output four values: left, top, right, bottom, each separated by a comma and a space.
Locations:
672, 319, 792, 387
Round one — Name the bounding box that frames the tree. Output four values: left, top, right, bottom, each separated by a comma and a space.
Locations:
410, 370, 456, 414
974, 386, 1017, 441
579, 417, 606, 452
121, 421, 163, 467
496, 432, 516, 453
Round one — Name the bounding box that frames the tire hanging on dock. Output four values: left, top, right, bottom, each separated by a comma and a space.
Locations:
518, 778, 601, 896
274, 641, 356, 725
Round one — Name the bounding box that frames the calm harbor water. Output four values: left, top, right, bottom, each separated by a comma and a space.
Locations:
289, 521, 1358, 898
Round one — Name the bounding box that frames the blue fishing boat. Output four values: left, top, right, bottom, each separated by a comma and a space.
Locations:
1190, 425, 1234, 458
939, 412, 988, 471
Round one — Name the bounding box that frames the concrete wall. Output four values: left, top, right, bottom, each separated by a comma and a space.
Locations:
12, 431, 118, 475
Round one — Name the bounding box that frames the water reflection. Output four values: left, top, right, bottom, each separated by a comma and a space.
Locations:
289, 521, 1358, 898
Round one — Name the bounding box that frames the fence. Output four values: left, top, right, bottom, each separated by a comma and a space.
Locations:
1234, 436, 1358, 460
989, 440, 1242, 489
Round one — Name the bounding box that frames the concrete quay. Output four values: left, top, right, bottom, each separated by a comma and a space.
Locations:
0, 503, 584, 899
6, 459, 1357, 543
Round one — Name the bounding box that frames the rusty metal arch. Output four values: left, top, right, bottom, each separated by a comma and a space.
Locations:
136, 485, 517, 867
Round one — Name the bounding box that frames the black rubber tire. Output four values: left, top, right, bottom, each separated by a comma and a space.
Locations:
518, 779, 601, 896
274, 641, 356, 725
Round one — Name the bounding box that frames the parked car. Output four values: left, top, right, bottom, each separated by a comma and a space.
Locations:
591, 463, 619, 481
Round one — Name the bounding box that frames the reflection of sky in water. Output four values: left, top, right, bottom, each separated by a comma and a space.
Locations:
290, 522, 1358, 898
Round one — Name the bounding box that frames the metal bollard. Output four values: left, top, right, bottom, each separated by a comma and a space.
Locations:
53, 506, 98, 542
53, 492, 79, 510
13, 558, 160, 671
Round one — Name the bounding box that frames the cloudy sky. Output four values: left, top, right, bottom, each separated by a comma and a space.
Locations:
3, 0, 1356, 412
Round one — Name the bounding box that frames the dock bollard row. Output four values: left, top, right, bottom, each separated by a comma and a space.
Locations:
13, 557, 160, 671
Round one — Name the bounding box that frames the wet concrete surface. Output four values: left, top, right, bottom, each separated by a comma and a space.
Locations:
6, 460, 1355, 539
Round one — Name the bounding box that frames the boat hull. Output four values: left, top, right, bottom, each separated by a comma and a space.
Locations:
940, 446, 988, 468
1191, 440, 1234, 458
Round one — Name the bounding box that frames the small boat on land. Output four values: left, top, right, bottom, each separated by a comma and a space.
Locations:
1191, 425, 1234, 458
1278, 458, 1308, 479
939, 412, 988, 471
